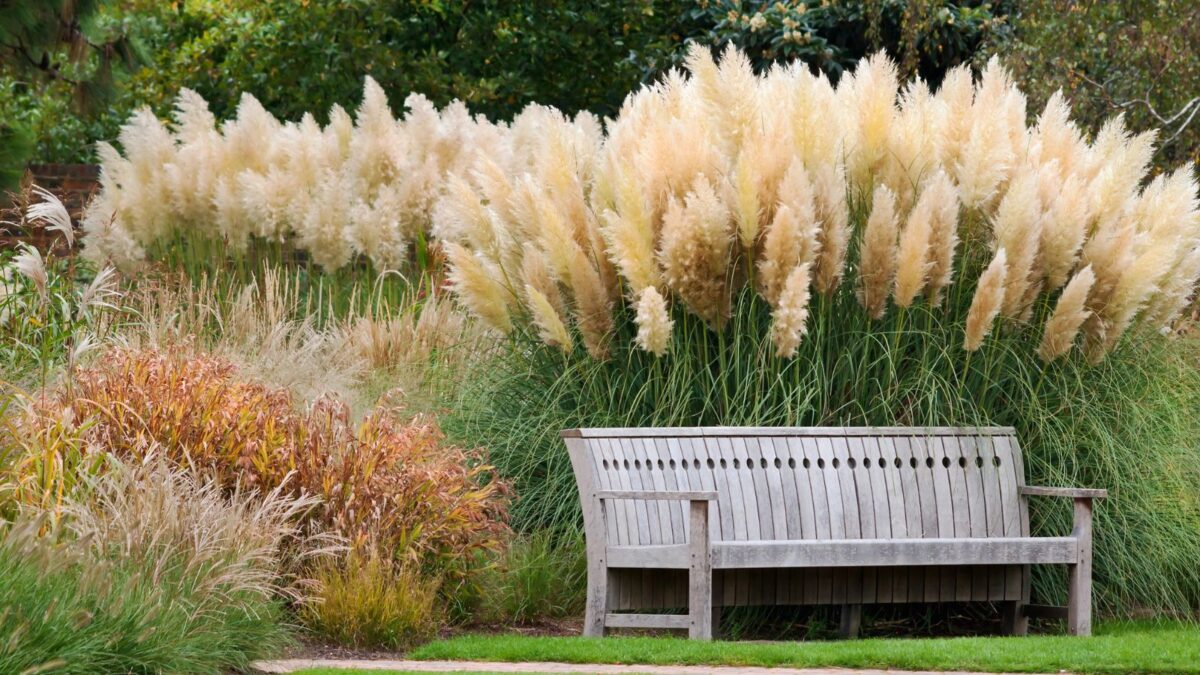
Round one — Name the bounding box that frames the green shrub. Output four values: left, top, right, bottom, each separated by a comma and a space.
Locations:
446, 287, 1200, 616
461, 532, 587, 626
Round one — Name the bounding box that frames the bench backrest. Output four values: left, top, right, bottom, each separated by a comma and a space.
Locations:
564, 427, 1030, 547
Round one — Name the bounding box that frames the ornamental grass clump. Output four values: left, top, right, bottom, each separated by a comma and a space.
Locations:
82, 79, 561, 272
11, 348, 509, 571
0, 460, 311, 674
437, 45, 1200, 364
440, 47, 1200, 616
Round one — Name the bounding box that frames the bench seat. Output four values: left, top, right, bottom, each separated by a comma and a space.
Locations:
607, 536, 1081, 569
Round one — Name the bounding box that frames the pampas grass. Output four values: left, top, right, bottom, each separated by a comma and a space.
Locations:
436, 45, 1200, 365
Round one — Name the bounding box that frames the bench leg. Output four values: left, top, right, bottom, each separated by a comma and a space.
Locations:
1000, 601, 1028, 636
582, 564, 608, 637
839, 603, 862, 639
1001, 565, 1030, 636
1067, 498, 1094, 636
688, 500, 713, 640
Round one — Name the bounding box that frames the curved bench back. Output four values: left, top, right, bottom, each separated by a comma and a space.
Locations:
564, 427, 1029, 547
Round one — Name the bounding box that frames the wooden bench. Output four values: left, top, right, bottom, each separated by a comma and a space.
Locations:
562, 427, 1106, 640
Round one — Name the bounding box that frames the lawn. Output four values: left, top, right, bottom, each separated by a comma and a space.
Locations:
294, 621, 1200, 675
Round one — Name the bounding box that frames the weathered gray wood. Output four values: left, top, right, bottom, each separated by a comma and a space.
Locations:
784, 436, 819, 540
770, 437, 804, 540
565, 427, 1101, 639
604, 613, 690, 629
566, 436, 608, 636
829, 436, 862, 539
801, 437, 837, 539
689, 499, 713, 640
710, 537, 1079, 568
760, 438, 789, 541
656, 439, 686, 544
1005, 435, 1033, 634
596, 490, 720, 501
637, 438, 670, 545
607, 544, 690, 569
1067, 497, 1094, 636
1023, 604, 1069, 620
839, 603, 862, 639
1020, 486, 1109, 499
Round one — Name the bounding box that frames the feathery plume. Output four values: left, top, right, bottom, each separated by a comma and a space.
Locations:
27, 186, 75, 248
1038, 266, 1095, 361
567, 247, 613, 360
1040, 174, 1090, 290
759, 161, 820, 305
964, 248, 1008, 351
923, 171, 960, 305
894, 186, 935, 307
857, 184, 899, 319
13, 244, 48, 304
812, 164, 850, 295
525, 285, 572, 352
634, 286, 673, 356
771, 264, 812, 358
658, 178, 734, 328
520, 244, 566, 318
992, 171, 1043, 319
445, 242, 512, 333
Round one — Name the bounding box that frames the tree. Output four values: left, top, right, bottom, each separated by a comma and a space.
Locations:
1, 0, 136, 187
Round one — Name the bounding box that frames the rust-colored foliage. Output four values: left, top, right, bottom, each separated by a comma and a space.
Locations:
40, 348, 509, 568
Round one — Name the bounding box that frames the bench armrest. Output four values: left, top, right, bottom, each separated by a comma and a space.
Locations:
595, 490, 719, 501
1020, 486, 1108, 500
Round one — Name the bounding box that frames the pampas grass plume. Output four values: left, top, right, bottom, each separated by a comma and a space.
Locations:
771, 263, 812, 358
857, 184, 899, 319
964, 248, 1008, 351
634, 286, 673, 356
1038, 265, 1095, 361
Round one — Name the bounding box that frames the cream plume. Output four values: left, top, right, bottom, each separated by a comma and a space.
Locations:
857, 184, 899, 319
923, 171, 960, 306
446, 242, 512, 333
634, 286, 673, 356
526, 285, 572, 351
1038, 266, 1095, 361
771, 264, 813, 358
812, 164, 850, 295
964, 248, 1008, 351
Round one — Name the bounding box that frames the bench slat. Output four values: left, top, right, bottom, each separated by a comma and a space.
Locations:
712, 537, 1080, 569
606, 537, 1079, 570
605, 613, 691, 629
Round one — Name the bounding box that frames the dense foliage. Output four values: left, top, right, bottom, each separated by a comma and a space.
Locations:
1004, 0, 1200, 171
0, 0, 137, 179
685, 0, 1012, 83
111, 0, 686, 124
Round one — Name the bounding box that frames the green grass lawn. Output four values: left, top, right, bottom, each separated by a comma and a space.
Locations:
295, 621, 1200, 674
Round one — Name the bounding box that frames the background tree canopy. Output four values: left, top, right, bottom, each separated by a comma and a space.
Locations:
1, 0, 1197, 176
